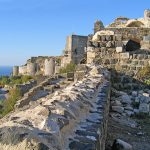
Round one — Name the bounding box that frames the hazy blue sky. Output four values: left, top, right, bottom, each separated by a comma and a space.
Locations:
0, 0, 149, 66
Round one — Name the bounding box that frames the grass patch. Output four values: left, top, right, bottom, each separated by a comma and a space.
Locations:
132, 112, 149, 120
0, 75, 33, 87
59, 63, 76, 74
0, 88, 21, 117
137, 65, 150, 81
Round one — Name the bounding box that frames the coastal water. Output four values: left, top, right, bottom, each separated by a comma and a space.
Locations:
0, 66, 13, 76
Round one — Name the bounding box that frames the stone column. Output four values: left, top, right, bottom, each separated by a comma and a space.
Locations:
141, 35, 150, 50
44, 58, 55, 76
13, 66, 19, 76
27, 63, 36, 76
87, 47, 96, 64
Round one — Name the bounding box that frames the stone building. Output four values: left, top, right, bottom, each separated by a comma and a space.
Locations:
87, 9, 150, 91
61, 34, 88, 67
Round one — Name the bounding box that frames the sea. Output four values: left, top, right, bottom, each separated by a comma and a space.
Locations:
0, 66, 13, 77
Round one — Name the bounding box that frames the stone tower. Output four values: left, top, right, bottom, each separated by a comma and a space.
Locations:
61, 34, 88, 67
44, 58, 55, 76
27, 63, 37, 76
13, 66, 19, 76
94, 20, 104, 34
144, 9, 150, 27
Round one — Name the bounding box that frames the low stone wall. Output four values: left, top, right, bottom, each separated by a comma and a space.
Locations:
0, 65, 111, 150
68, 79, 110, 150
105, 27, 150, 40
15, 77, 58, 109
14, 80, 37, 96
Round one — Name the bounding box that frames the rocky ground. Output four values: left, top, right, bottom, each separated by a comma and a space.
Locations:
105, 88, 150, 150
106, 115, 150, 150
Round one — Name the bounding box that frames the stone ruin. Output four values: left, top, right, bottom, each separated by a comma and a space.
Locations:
13, 34, 88, 76
108, 9, 150, 28
2, 9, 150, 150
88, 10, 150, 71
61, 34, 88, 67
13, 56, 57, 77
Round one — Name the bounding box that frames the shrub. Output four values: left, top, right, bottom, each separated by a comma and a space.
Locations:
0, 76, 10, 86
59, 63, 76, 74
21, 75, 33, 83
1, 88, 21, 116
0, 75, 33, 86
137, 65, 150, 80
132, 112, 149, 120
144, 79, 150, 85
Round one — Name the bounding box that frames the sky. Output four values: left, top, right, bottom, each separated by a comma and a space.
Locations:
0, 0, 149, 66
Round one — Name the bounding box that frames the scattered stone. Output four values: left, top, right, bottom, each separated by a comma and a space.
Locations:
112, 139, 133, 150
124, 110, 134, 117
133, 109, 139, 114
116, 47, 123, 53
124, 106, 133, 111
111, 100, 122, 106
121, 94, 131, 105
139, 103, 150, 113
132, 91, 138, 97
112, 106, 124, 114
135, 97, 140, 103
139, 95, 150, 103
89, 67, 100, 76
142, 93, 149, 97
137, 132, 144, 136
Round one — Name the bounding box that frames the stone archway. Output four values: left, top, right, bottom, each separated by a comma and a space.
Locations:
126, 20, 144, 27
125, 38, 141, 51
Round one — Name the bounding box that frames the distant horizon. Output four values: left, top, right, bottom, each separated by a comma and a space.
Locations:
0, 0, 149, 66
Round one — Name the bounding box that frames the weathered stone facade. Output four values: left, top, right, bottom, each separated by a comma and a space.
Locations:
87, 23, 150, 77
61, 34, 88, 67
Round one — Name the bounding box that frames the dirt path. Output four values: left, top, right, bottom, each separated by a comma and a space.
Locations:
106, 115, 150, 150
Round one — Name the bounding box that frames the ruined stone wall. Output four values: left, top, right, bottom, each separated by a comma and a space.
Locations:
71, 35, 88, 64
87, 30, 150, 76
19, 66, 27, 75
0, 65, 111, 150
61, 34, 88, 67
15, 77, 57, 109
105, 27, 150, 40
27, 56, 52, 75
14, 80, 37, 96
87, 28, 150, 93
